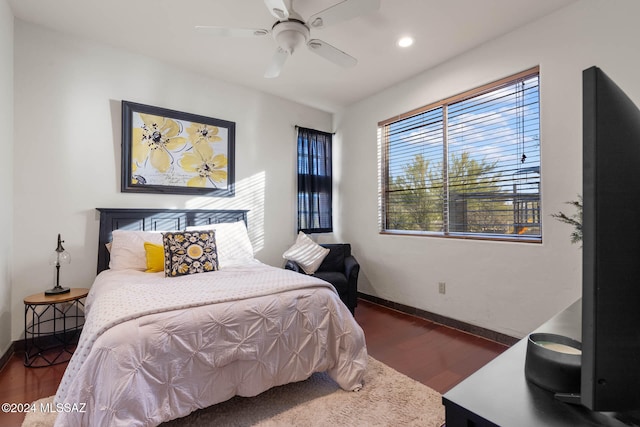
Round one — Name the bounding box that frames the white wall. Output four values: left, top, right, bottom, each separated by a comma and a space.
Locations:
334, 0, 640, 338
10, 21, 332, 340
0, 0, 14, 356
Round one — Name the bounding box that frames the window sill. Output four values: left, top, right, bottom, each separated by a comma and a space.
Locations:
380, 230, 542, 244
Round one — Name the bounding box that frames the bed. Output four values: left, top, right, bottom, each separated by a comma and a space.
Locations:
53, 208, 368, 427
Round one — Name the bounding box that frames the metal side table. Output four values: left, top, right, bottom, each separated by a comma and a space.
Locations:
23, 288, 89, 367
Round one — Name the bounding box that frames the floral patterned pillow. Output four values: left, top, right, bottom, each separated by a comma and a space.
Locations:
162, 231, 219, 277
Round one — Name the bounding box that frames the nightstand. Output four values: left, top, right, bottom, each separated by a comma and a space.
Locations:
23, 288, 89, 367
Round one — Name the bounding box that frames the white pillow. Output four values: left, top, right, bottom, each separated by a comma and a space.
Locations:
185, 221, 254, 266
109, 230, 164, 271
282, 232, 329, 275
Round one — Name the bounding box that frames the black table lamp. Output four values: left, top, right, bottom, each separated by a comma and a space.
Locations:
45, 234, 71, 295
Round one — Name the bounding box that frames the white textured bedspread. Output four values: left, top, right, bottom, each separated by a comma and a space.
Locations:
54, 262, 367, 426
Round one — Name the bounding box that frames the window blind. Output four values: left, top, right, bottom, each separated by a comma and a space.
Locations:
381, 68, 541, 241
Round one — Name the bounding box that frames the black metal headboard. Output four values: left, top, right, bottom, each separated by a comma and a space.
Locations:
96, 208, 248, 274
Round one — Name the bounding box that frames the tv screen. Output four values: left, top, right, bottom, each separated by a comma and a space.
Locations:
582, 66, 640, 411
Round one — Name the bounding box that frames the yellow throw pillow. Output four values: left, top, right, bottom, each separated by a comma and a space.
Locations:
144, 242, 165, 273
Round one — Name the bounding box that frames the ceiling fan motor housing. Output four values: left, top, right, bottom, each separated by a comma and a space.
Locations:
272, 19, 309, 54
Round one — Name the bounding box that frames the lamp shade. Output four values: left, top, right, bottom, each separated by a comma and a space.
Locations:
49, 248, 71, 266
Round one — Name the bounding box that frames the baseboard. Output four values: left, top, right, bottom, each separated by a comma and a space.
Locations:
358, 292, 519, 346
0, 341, 15, 371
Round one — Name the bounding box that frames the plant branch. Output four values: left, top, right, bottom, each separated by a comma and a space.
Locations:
551, 195, 583, 244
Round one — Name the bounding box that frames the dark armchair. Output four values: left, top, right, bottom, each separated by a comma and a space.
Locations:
285, 243, 359, 315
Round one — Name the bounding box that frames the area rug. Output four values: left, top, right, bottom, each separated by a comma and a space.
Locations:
22, 356, 444, 427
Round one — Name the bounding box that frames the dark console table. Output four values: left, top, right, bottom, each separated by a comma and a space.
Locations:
442, 299, 638, 426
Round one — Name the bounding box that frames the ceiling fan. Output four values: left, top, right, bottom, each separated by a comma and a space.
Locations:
195, 0, 381, 78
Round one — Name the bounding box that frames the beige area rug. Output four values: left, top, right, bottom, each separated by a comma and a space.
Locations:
22, 357, 444, 427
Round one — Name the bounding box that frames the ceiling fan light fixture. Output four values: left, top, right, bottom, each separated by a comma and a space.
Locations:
272, 21, 309, 54
277, 30, 305, 53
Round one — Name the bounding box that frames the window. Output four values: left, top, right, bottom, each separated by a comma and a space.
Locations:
379, 67, 541, 241
297, 127, 332, 233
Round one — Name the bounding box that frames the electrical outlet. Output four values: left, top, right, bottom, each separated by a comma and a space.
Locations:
438, 282, 446, 294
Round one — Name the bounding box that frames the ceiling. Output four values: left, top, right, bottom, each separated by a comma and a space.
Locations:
8, 0, 577, 113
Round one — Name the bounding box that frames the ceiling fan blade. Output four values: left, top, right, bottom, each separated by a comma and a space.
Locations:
264, 47, 289, 78
264, 0, 290, 20
308, 0, 380, 29
307, 39, 357, 68
195, 26, 270, 37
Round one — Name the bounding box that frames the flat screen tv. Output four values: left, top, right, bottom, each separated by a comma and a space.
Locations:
582, 65, 640, 412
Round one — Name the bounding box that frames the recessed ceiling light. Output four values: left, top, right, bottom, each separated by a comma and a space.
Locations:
397, 36, 414, 48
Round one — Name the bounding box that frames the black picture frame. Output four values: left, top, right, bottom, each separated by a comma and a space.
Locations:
121, 100, 235, 197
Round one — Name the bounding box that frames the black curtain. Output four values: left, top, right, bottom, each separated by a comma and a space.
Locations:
297, 127, 333, 233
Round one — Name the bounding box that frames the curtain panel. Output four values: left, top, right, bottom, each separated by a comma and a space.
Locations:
297, 127, 333, 233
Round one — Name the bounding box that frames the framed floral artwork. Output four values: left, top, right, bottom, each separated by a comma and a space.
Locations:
121, 101, 235, 197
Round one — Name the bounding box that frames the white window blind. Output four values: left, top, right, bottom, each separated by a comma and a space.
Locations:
380, 67, 541, 241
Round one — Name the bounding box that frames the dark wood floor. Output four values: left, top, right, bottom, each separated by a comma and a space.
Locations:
356, 299, 508, 393
0, 299, 507, 426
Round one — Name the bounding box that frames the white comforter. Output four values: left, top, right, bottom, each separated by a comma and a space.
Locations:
54, 261, 368, 426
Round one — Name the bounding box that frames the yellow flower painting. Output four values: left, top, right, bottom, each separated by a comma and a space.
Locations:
132, 113, 187, 173
186, 123, 222, 147
122, 101, 235, 196
179, 143, 228, 188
